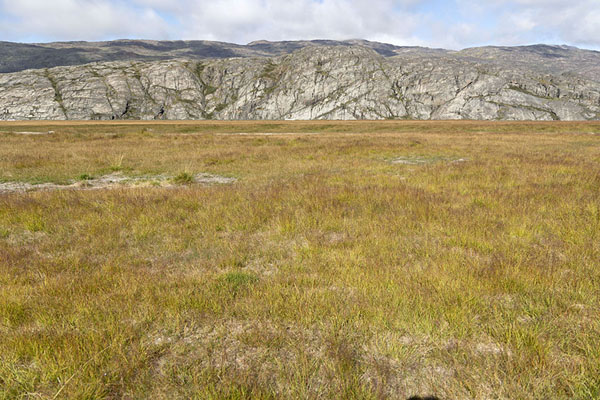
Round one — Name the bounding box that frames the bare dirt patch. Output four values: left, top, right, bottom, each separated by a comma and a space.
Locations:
389, 156, 467, 165
0, 130, 55, 135
216, 132, 323, 136
0, 172, 236, 194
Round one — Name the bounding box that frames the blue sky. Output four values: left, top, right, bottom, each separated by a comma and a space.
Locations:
0, 0, 598, 49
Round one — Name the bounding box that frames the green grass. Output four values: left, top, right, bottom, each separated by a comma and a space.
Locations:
0, 121, 599, 399
217, 272, 259, 297
78, 173, 95, 181
172, 172, 195, 185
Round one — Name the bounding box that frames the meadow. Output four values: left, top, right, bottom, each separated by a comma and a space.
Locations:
0, 121, 599, 399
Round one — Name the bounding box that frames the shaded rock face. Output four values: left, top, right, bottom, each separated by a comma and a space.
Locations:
1, 44, 599, 121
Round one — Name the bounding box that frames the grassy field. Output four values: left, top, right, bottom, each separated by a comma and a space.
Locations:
0, 121, 599, 399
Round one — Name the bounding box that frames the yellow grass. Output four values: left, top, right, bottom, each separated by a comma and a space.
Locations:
0, 121, 599, 399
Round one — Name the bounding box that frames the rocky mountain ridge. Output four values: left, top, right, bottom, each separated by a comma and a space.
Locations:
0, 39, 439, 73
1, 39, 599, 120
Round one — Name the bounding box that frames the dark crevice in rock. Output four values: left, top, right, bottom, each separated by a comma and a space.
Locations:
43, 69, 68, 118
154, 106, 165, 120
120, 100, 131, 118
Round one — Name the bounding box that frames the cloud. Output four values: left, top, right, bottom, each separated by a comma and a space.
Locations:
0, 0, 170, 42
178, 0, 425, 44
0, 0, 598, 49
128, 0, 427, 45
459, 0, 600, 47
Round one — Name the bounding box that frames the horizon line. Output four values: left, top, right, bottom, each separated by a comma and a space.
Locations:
1, 37, 597, 52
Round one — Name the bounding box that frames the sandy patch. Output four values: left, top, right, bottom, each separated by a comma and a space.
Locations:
216, 132, 322, 136
390, 156, 467, 165
0, 130, 55, 135
0, 172, 236, 194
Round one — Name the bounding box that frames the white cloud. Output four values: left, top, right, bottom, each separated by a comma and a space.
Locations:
133, 0, 427, 45
0, 0, 170, 42
460, 0, 600, 47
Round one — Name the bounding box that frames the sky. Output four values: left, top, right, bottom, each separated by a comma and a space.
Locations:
0, 0, 599, 50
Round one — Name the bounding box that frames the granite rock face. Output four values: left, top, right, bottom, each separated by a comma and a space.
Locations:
1, 42, 599, 121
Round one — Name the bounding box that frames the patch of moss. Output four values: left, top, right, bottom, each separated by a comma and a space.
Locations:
214, 103, 228, 113
204, 85, 217, 96
259, 61, 278, 80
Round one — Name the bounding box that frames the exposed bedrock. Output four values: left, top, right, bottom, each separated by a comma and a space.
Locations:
1, 44, 599, 120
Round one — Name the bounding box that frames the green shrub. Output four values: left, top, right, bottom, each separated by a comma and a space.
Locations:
172, 172, 194, 185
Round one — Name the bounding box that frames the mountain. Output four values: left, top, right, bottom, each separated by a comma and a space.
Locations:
0, 39, 443, 74
0, 39, 599, 121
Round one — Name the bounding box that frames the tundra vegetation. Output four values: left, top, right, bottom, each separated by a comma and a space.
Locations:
0, 120, 599, 399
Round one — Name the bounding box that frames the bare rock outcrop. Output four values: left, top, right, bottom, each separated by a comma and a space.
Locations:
1, 42, 599, 120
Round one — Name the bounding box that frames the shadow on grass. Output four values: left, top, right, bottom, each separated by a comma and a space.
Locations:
408, 396, 441, 400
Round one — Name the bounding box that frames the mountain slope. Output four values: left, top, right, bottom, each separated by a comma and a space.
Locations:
0, 39, 439, 74
0, 40, 599, 121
